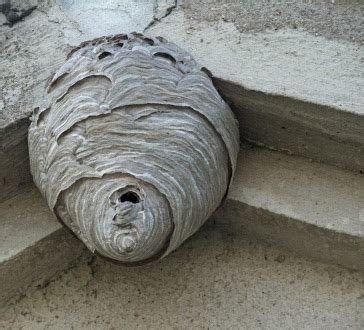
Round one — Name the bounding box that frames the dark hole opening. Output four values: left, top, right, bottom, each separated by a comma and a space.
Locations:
98, 51, 112, 60
120, 35, 129, 40
119, 191, 140, 204
154, 52, 176, 64
115, 42, 124, 48
143, 37, 154, 46
111, 34, 128, 42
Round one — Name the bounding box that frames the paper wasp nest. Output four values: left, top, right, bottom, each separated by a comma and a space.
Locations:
28, 33, 239, 264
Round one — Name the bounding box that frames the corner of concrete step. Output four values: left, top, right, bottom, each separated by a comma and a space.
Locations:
215, 144, 364, 272
0, 188, 91, 307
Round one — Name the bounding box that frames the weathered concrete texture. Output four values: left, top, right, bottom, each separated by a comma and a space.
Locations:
1, 146, 362, 307
1, 221, 363, 329
147, 10, 364, 115
0, 188, 90, 307
46, 0, 176, 46
183, 0, 364, 44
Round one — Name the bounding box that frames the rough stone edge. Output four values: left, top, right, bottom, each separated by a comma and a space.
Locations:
214, 78, 363, 173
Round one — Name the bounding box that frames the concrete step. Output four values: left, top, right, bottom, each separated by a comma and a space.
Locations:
1, 2, 363, 202
1, 221, 363, 329
217, 145, 363, 272
1, 145, 362, 307
0, 188, 89, 307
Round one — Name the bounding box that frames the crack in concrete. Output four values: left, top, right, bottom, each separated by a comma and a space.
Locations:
144, 0, 178, 32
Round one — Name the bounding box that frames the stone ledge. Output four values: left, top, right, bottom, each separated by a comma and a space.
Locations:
1, 146, 362, 306
215, 79, 363, 173
216, 145, 363, 272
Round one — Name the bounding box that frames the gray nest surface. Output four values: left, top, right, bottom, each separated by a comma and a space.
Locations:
28, 33, 239, 264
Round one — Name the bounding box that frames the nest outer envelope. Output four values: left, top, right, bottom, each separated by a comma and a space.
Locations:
28, 33, 240, 264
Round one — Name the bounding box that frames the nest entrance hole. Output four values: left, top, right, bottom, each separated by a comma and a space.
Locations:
119, 191, 140, 204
